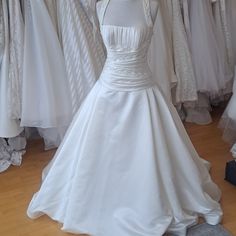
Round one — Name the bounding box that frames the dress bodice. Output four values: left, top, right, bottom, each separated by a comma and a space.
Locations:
98, 0, 155, 91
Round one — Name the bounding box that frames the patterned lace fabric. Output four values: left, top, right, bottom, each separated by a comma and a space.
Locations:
212, 0, 233, 82
8, 0, 24, 119
171, 0, 197, 103
0, 136, 26, 173
57, 0, 105, 115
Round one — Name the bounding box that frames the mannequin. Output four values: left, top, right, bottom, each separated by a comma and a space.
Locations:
97, 0, 158, 27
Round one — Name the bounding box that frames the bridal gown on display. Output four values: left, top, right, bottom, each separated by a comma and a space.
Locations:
27, 0, 222, 235
8, 0, 24, 120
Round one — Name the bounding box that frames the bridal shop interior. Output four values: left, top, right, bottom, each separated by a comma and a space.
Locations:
1, 0, 236, 235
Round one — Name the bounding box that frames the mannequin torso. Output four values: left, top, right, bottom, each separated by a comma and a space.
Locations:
96, 0, 158, 27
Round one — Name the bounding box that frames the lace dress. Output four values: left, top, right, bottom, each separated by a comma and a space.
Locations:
21, 0, 73, 129
8, 0, 24, 120
44, 0, 58, 33
169, 0, 197, 104
0, 0, 23, 138
57, 0, 105, 115
27, 1, 222, 235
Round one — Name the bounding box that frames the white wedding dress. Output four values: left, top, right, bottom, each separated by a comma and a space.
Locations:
57, 0, 105, 115
27, 1, 222, 235
220, 72, 236, 157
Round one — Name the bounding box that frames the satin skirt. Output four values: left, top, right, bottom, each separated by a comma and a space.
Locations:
27, 80, 222, 236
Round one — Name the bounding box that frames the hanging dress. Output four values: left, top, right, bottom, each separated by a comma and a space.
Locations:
219, 73, 236, 147
212, 0, 233, 88
169, 0, 197, 104
57, 0, 105, 115
8, 0, 25, 120
187, 0, 230, 97
226, 0, 236, 65
27, 1, 222, 235
148, 0, 177, 101
21, 0, 73, 149
0, 0, 23, 138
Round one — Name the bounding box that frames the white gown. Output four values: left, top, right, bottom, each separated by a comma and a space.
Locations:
21, 0, 73, 129
8, 0, 24, 120
57, 0, 105, 115
27, 1, 222, 235
187, 0, 230, 98
0, 0, 23, 138
85, 0, 177, 102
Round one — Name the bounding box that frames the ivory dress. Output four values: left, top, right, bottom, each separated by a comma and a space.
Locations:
27, 0, 222, 235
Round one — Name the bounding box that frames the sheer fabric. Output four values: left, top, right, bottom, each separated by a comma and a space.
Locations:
21, 0, 73, 128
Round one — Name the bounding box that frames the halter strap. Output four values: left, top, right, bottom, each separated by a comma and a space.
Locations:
99, 0, 154, 27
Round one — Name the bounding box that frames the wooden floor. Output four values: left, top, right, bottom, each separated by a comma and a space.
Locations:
0, 108, 236, 236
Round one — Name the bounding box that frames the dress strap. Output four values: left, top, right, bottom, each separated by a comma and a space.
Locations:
143, 0, 154, 27
98, 0, 110, 25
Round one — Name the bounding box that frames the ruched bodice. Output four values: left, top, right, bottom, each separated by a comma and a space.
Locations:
97, 0, 155, 91
100, 25, 155, 91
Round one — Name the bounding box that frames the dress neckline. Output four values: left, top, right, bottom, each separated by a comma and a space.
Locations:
99, 0, 153, 29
